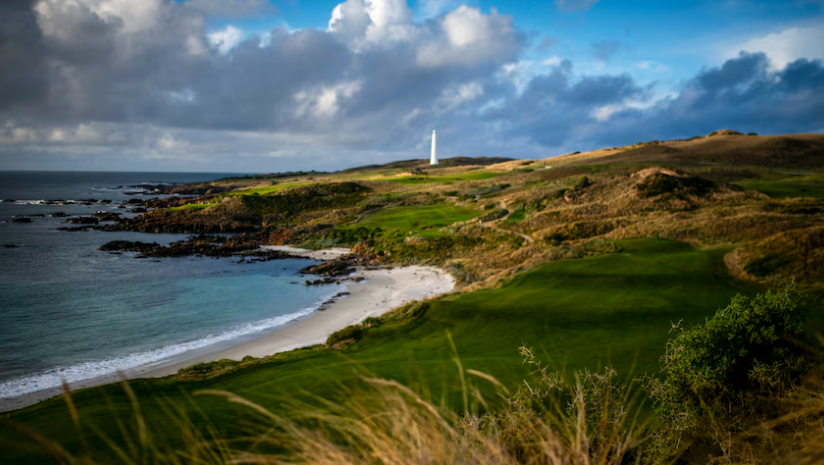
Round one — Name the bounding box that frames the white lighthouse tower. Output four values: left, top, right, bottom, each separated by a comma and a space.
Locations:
430, 130, 438, 165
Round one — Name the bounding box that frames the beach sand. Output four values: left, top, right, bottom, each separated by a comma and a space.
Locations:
0, 248, 454, 412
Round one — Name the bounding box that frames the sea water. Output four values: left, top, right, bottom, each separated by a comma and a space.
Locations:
0, 171, 343, 399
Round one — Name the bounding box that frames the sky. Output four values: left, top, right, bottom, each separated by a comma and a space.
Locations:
0, 0, 822, 173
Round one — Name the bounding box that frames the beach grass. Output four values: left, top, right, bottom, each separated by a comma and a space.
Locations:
0, 239, 763, 462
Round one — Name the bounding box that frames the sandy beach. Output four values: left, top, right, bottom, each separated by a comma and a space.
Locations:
0, 248, 454, 412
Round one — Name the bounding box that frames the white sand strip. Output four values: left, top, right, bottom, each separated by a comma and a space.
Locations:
0, 262, 454, 413
260, 245, 351, 260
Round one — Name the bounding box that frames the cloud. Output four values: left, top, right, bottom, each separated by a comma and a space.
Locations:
208, 24, 245, 54
554, 0, 600, 12
0, 1, 822, 172
727, 24, 824, 69
635, 60, 669, 72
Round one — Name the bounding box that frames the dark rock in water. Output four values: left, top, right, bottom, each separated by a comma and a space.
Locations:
57, 226, 92, 232
124, 198, 145, 205
128, 207, 147, 213
3, 244, 20, 248
92, 212, 121, 222
317, 291, 352, 311
299, 260, 355, 277
12, 218, 32, 223
304, 278, 337, 286
25, 213, 46, 218
65, 216, 99, 225
50, 212, 69, 218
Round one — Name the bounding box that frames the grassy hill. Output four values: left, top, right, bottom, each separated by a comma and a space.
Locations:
3, 132, 824, 463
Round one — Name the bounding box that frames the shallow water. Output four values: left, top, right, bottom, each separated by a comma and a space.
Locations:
0, 171, 342, 398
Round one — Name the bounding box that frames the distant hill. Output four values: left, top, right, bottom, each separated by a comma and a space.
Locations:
341, 156, 515, 172
556, 133, 824, 168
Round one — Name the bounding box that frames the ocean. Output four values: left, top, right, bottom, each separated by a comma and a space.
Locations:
0, 171, 343, 399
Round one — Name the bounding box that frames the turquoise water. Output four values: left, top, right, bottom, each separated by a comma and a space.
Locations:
0, 172, 342, 398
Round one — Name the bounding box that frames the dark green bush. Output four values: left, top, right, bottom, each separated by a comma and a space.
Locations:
574, 176, 591, 190
326, 325, 365, 346
647, 286, 813, 435
635, 173, 715, 199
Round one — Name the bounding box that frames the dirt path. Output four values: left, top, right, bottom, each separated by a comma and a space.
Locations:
480, 201, 535, 244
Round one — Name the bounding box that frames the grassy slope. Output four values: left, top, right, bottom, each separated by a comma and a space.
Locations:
347, 204, 483, 237
1, 239, 760, 461
736, 172, 824, 199
383, 171, 500, 184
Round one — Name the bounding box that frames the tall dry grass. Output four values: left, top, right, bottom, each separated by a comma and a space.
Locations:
15, 346, 652, 465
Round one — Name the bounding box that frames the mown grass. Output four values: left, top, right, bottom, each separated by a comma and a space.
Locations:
381, 171, 499, 184
167, 203, 218, 211
502, 209, 525, 222
348, 203, 483, 237
226, 182, 313, 196
737, 172, 824, 198
0, 239, 764, 462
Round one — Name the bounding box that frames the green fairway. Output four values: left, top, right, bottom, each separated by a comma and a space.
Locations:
167, 202, 217, 211
0, 239, 763, 461
502, 209, 525, 222
350, 203, 482, 236
737, 172, 824, 198
227, 182, 313, 196
383, 171, 499, 184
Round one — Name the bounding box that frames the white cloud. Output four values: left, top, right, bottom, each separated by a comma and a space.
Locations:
442, 5, 494, 47
295, 81, 363, 119
635, 60, 669, 72
208, 25, 245, 54
543, 56, 564, 67
436, 81, 484, 113
329, 0, 372, 41
727, 24, 824, 69
417, 6, 520, 68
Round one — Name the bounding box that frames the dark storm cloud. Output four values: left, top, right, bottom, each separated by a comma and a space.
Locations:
0, 0, 822, 172
0, 0, 524, 142
0, 0, 47, 111
484, 60, 649, 147
516, 52, 824, 150
656, 52, 824, 136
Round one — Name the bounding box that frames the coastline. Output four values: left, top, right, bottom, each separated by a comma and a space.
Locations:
0, 248, 454, 413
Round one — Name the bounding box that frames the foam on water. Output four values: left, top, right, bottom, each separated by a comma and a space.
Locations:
0, 302, 324, 399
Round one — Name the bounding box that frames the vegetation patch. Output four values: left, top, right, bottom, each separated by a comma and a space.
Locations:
350, 203, 482, 237
646, 286, 815, 460
636, 171, 716, 199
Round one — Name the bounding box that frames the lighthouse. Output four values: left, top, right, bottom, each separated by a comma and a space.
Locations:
430, 130, 438, 165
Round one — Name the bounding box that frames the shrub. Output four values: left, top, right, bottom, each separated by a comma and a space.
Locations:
635, 173, 715, 199
647, 285, 813, 437
326, 325, 365, 346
